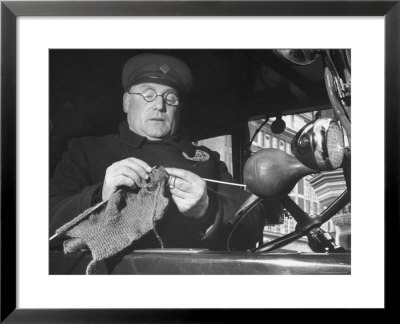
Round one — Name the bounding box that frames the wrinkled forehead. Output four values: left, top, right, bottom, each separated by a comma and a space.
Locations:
130, 82, 179, 94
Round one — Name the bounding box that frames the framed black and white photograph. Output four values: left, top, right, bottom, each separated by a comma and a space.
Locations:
48, 48, 353, 276
1, 0, 398, 321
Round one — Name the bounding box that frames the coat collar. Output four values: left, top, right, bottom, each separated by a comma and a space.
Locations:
118, 121, 195, 156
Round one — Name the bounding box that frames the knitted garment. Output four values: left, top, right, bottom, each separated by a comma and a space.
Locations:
55, 167, 169, 274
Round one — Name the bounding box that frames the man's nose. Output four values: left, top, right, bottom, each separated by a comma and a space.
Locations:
152, 95, 166, 111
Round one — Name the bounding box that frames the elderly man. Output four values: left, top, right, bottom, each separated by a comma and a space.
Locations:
50, 53, 265, 251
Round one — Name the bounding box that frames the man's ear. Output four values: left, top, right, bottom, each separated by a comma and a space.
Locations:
122, 93, 130, 113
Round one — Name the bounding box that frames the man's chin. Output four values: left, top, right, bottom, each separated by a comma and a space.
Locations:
144, 130, 171, 140
128, 123, 173, 140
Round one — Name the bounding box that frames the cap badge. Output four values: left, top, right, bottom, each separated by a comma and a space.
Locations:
183, 149, 210, 162
159, 63, 170, 74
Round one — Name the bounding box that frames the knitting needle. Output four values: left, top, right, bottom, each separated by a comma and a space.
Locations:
203, 178, 247, 189
162, 166, 247, 189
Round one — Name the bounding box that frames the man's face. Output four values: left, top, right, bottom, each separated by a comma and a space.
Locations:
123, 83, 181, 140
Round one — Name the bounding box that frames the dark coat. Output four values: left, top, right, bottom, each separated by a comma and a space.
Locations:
50, 121, 265, 250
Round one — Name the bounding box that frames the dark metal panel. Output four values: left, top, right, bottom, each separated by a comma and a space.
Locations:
114, 251, 351, 275
49, 250, 351, 275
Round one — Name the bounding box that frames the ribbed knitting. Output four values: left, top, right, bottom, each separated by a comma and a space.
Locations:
55, 167, 169, 274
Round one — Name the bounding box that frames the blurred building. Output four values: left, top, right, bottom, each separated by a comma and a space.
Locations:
198, 112, 351, 252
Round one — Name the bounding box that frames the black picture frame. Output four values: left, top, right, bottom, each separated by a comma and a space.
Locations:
1, 0, 399, 321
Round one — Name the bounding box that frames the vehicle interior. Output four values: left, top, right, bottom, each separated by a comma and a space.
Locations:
49, 49, 351, 274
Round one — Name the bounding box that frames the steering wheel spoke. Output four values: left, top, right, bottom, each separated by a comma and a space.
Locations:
250, 230, 304, 253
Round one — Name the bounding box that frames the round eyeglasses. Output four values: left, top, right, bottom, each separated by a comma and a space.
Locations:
129, 88, 180, 107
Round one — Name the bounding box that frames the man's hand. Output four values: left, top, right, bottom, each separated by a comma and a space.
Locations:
102, 157, 152, 200
165, 168, 209, 219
